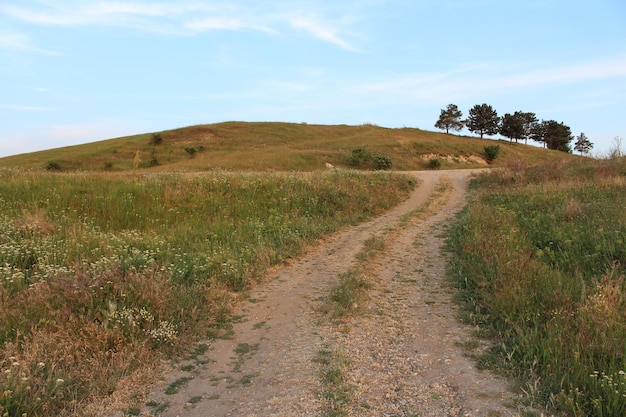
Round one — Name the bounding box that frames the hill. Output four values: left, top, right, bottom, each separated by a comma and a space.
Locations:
0, 122, 573, 171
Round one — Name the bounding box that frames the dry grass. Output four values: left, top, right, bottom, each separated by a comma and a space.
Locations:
0, 122, 571, 172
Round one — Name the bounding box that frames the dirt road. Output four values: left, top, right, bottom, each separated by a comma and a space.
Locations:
138, 169, 520, 417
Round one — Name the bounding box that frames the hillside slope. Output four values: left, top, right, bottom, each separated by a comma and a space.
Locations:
0, 122, 573, 171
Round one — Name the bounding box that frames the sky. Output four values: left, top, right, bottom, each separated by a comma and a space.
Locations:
1, 0, 625, 158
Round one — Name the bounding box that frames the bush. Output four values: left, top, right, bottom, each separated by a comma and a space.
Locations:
150, 133, 163, 145
348, 147, 372, 167
44, 161, 62, 171
427, 158, 441, 170
184, 147, 197, 158
483, 145, 501, 163
373, 155, 392, 170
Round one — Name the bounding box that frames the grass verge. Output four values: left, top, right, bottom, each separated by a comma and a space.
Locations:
448, 157, 626, 416
0, 168, 415, 416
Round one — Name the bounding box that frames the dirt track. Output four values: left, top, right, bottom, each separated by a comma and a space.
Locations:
137, 170, 521, 417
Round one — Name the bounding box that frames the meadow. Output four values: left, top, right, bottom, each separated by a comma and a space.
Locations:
0, 168, 415, 416
449, 157, 626, 416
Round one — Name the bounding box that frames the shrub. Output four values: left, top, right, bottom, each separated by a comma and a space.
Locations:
44, 161, 62, 171
150, 133, 163, 145
427, 158, 441, 170
348, 147, 372, 167
184, 147, 197, 158
104, 162, 113, 170
373, 155, 392, 170
483, 145, 501, 163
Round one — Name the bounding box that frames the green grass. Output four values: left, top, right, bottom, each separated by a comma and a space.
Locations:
0, 122, 570, 172
448, 157, 626, 417
314, 346, 352, 417
0, 168, 414, 416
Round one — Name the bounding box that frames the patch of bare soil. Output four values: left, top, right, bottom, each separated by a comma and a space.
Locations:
133, 170, 524, 417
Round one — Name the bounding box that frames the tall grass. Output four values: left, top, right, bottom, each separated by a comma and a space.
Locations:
448, 157, 626, 416
0, 168, 415, 416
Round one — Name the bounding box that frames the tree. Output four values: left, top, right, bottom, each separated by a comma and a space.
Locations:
574, 132, 593, 156
533, 120, 573, 152
500, 112, 525, 142
520, 112, 538, 145
465, 104, 500, 138
434, 104, 464, 134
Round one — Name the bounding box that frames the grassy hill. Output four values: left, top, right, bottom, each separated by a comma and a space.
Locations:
0, 122, 573, 171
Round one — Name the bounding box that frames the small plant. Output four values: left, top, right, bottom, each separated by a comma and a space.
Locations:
103, 161, 113, 170
165, 376, 193, 395
373, 155, 392, 170
148, 150, 159, 167
184, 147, 198, 158
427, 158, 441, 170
150, 133, 163, 145
483, 145, 501, 163
44, 161, 62, 171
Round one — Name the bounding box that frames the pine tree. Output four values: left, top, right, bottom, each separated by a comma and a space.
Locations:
465, 104, 500, 138
574, 132, 593, 156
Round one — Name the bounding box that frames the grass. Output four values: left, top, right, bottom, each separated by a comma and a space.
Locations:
0, 122, 570, 172
448, 156, 626, 417
0, 168, 414, 416
314, 346, 352, 417
327, 235, 386, 318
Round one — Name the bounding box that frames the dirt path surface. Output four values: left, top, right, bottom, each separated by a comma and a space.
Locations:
138, 170, 521, 417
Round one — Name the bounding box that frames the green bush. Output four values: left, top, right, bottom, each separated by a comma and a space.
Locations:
184, 147, 197, 158
44, 161, 62, 171
427, 158, 441, 170
483, 145, 501, 163
348, 147, 372, 167
373, 155, 392, 170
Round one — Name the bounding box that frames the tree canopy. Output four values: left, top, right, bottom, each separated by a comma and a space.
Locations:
533, 120, 573, 152
500, 112, 525, 142
434, 104, 464, 134
465, 104, 500, 139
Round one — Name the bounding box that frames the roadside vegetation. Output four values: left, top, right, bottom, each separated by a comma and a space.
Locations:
0, 168, 415, 416
449, 156, 626, 416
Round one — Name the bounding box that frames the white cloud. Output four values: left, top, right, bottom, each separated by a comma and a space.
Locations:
352, 58, 626, 101
1, 1, 361, 49
0, 104, 55, 111
185, 16, 273, 33
0, 30, 60, 55
285, 13, 359, 52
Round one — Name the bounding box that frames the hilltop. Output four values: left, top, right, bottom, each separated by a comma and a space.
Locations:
0, 122, 573, 171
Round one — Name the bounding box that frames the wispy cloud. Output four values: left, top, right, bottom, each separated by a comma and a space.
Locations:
0, 30, 60, 55
353, 58, 626, 101
1, 1, 361, 50
0, 104, 55, 111
285, 12, 359, 52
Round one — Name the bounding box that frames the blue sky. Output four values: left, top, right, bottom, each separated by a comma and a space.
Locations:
1, 0, 625, 158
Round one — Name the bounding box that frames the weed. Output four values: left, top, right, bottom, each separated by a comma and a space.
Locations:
188, 395, 202, 404
164, 376, 193, 395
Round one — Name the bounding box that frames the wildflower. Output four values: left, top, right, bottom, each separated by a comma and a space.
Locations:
37, 362, 45, 368
55, 378, 64, 384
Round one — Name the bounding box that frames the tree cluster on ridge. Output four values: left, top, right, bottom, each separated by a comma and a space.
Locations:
435, 103, 594, 155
